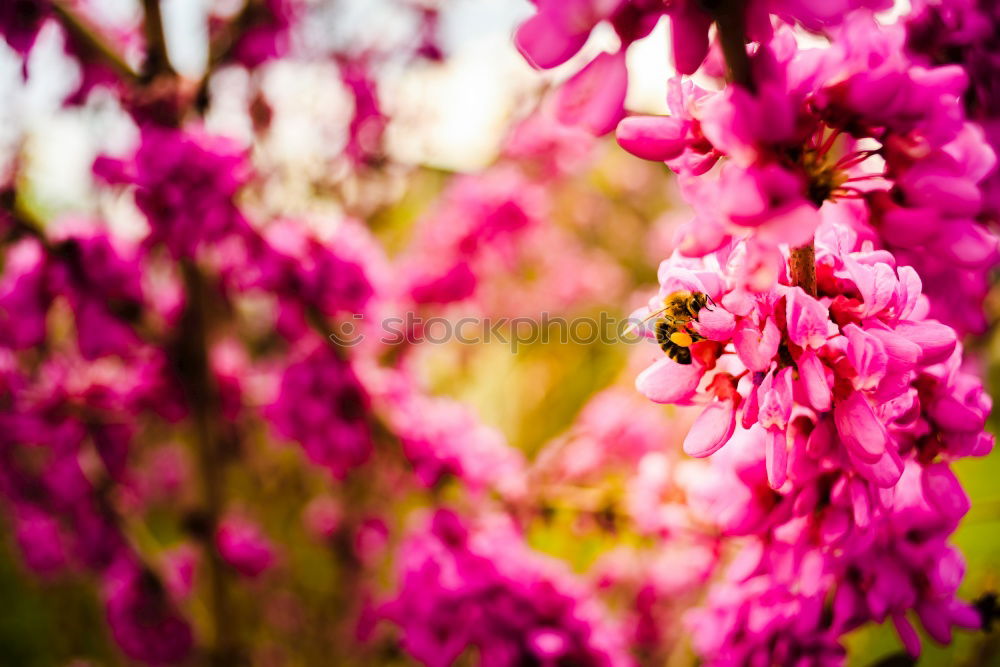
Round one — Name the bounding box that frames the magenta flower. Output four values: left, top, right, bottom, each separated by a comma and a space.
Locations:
401, 167, 544, 306
380, 509, 632, 667
0, 239, 49, 350
216, 515, 276, 578
516, 0, 894, 131
302, 495, 342, 541
0, 0, 50, 59
103, 557, 193, 665
617, 18, 998, 330
514, 0, 655, 135
383, 375, 526, 497
94, 127, 252, 260
633, 220, 990, 499
13, 505, 67, 575
339, 58, 388, 166
228, 0, 298, 68
265, 345, 371, 479
555, 50, 628, 136
242, 219, 373, 320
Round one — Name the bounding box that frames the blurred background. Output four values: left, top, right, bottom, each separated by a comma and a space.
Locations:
2, 0, 999, 665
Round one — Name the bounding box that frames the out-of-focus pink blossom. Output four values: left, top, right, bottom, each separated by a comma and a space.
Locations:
0, 0, 50, 59
94, 127, 252, 260
103, 557, 193, 665
380, 509, 633, 667
265, 345, 371, 479
302, 495, 342, 541
633, 221, 990, 505
13, 505, 68, 575
380, 368, 526, 497
161, 543, 198, 601
216, 515, 276, 578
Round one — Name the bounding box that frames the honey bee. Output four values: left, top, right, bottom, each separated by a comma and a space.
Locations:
646, 290, 712, 365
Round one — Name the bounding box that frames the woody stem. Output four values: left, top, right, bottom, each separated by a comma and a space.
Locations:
708, 0, 818, 296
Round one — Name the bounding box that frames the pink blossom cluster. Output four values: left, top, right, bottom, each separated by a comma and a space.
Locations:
400, 166, 546, 306
397, 124, 625, 317
0, 226, 143, 358
600, 3, 1000, 661
906, 0, 1000, 216
515, 0, 892, 136
629, 220, 992, 656
379, 509, 632, 667
683, 450, 980, 663
0, 352, 194, 662
379, 371, 527, 496
94, 128, 253, 260
637, 222, 991, 483
618, 17, 997, 333
266, 345, 372, 479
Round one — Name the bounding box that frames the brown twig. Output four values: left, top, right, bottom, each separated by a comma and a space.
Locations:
704, 0, 754, 92
50, 0, 140, 83
173, 262, 240, 667
707, 0, 818, 295
194, 0, 256, 112
788, 242, 818, 296
141, 0, 175, 79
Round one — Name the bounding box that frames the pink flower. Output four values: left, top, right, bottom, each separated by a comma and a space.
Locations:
216, 515, 276, 578
514, 0, 621, 70
226, 0, 299, 68
94, 127, 252, 260
380, 369, 526, 497
616, 20, 998, 327
161, 544, 198, 601
302, 495, 342, 541
0, 0, 49, 58
380, 509, 633, 667
0, 239, 49, 350
339, 58, 388, 165
634, 222, 987, 504
683, 398, 736, 458
103, 557, 193, 665
13, 506, 67, 575
265, 345, 371, 479
400, 167, 544, 306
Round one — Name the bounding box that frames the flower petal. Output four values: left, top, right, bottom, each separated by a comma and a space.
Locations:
798, 348, 831, 412
734, 317, 780, 372
834, 391, 887, 463
616, 115, 689, 161
635, 357, 705, 404
556, 51, 627, 136
765, 428, 787, 489
684, 399, 737, 457
895, 320, 957, 365
785, 286, 831, 349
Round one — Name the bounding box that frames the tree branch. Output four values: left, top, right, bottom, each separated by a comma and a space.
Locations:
173, 262, 239, 666
706, 0, 754, 92
788, 242, 818, 296
50, 0, 140, 83
141, 0, 175, 79
706, 0, 818, 295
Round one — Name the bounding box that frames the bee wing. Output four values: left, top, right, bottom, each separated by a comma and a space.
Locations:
624, 306, 672, 336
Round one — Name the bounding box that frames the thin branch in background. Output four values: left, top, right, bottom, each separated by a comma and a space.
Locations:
195, 0, 254, 112
141, 0, 175, 79
704, 0, 754, 92
705, 0, 818, 295
173, 262, 240, 667
50, 0, 140, 83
